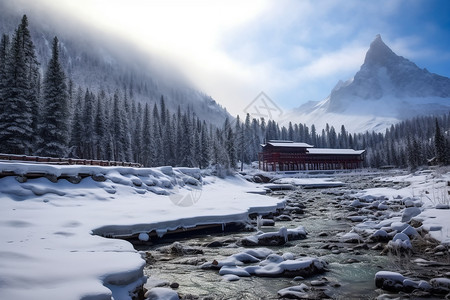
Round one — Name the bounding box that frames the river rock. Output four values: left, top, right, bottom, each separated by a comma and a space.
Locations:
375, 271, 405, 292
401, 225, 418, 238
275, 214, 293, 221
138, 232, 150, 242
387, 233, 412, 255
340, 232, 362, 243
368, 229, 390, 242
145, 287, 179, 300
249, 256, 328, 278
277, 283, 310, 299
430, 278, 450, 292
311, 279, 328, 286
222, 274, 240, 281
205, 240, 223, 248
66, 175, 82, 184
401, 207, 421, 222
436, 203, 450, 209
241, 227, 288, 246
158, 242, 203, 256
92, 173, 107, 182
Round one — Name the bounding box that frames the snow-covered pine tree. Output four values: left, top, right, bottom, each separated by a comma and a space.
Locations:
151, 103, 163, 166
199, 121, 210, 169
179, 113, 193, 167
339, 125, 348, 148
223, 117, 236, 169
434, 119, 447, 165
94, 90, 107, 159
141, 103, 151, 166
69, 87, 84, 158
0, 23, 34, 154
310, 124, 317, 147
120, 91, 132, 162
19, 15, 40, 149
243, 113, 252, 164
111, 91, 125, 161
328, 126, 337, 148
0, 34, 9, 144
162, 111, 175, 166
82, 89, 95, 158
234, 116, 244, 170
132, 102, 142, 163
36, 36, 69, 157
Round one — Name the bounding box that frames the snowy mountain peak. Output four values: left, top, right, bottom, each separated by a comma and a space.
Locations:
363, 34, 399, 67
284, 35, 450, 133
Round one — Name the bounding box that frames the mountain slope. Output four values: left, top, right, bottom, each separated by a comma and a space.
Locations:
0, 1, 231, 127
284, 34, 450, 133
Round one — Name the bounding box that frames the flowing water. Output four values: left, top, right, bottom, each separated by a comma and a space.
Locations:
138, 175, 448, 299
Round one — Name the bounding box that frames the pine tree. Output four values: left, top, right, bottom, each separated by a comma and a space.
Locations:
151, 103, 163, 165
224, 117, 236, 169
94, 91, 107, 159
339, 125, 348, 148
111, 91, 124, 161
199, 121, 210, 168
0, 34, 10, 144
132, 102, 142, 163
69, 87, 84, 158
19, 15, 40, 148
141, 103, 152, 166
0, 25, 33, 154
37, 36, 69, 157
180, 114, 193, 167
82, 89, 94, 158
435, 119, 446, 164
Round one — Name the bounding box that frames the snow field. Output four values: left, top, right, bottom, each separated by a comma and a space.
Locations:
0, 162, 284, 300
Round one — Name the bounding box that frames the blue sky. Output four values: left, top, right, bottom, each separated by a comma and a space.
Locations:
24, 0, 450, 115
218, 0, 450, 113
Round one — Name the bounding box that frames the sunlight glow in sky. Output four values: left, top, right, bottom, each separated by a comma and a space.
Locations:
24, 0, 450, 115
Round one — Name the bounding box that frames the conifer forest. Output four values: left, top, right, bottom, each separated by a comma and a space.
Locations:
1, 16, 449, 171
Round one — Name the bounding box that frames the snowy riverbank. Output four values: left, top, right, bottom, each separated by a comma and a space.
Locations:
0, 162, 284, 300
355, 168, 450, 245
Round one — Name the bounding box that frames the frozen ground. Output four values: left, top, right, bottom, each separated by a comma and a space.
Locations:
0, 162, 284, 300
356, 168, 450, 244
1, 163, 449, 300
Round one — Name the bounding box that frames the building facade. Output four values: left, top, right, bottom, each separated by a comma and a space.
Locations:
258, 140, 365, 171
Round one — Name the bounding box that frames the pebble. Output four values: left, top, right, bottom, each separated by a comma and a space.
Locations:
292, 276, 304, 281
170, 282, 179, 289
206, 241, 223, 248
311, 280, 327, 286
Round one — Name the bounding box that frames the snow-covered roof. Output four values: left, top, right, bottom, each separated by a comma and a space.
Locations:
307, 148, 365, 155
263, 141, 313, 148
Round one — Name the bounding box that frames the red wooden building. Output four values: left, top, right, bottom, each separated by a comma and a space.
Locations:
258, 140, 365, 171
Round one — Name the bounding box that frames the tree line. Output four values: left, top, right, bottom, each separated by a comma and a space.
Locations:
1, 16, 449, 172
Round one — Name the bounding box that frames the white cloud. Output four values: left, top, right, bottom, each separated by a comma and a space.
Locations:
23, 0, 447, 116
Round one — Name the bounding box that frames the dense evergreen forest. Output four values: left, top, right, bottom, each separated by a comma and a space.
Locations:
0, 16, 449, 171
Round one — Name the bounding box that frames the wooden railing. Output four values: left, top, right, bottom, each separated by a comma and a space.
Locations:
0, 153, 142, 168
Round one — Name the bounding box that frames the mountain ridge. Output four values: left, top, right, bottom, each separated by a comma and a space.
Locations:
284, 35, 450, 133
0, 1, 231, 127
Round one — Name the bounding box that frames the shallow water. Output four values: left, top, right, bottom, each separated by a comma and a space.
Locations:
140, 175, 447, 299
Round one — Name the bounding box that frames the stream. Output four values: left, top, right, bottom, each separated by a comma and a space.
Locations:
137, 173, 450, 299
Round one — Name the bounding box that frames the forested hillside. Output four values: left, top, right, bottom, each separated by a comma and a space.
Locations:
1, 16, 449, 171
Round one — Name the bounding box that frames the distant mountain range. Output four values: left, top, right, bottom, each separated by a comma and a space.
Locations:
0, 1, 231, 127
283, 34, 450, 133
